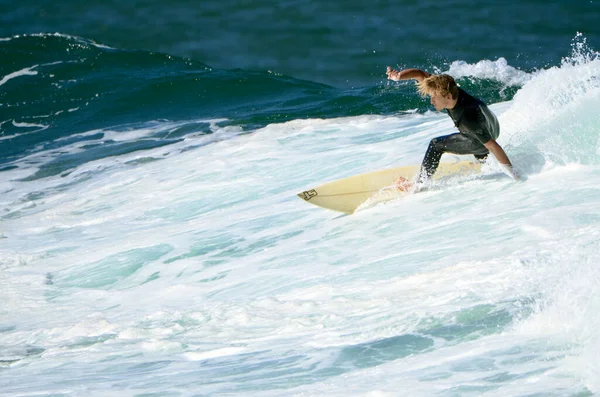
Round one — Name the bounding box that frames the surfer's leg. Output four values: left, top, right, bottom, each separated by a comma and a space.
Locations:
420, 133, 488, 180
420, 137, 447, 180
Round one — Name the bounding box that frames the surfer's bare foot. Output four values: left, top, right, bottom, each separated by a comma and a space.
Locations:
395, 177, 413, 192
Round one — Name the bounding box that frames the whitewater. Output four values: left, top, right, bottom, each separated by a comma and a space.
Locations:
1, 51, 600, 396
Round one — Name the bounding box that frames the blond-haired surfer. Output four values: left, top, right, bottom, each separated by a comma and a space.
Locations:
386, 67, 519, 190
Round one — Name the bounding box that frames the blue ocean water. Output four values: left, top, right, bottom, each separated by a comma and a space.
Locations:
1, 2, 600, 396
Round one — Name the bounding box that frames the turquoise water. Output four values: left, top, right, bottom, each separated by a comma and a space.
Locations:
2, 2, 600, 396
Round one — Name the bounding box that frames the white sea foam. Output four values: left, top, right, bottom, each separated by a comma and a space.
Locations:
1, 53, 599, 396
447, 57, 533, 87
0, 65, 38, 87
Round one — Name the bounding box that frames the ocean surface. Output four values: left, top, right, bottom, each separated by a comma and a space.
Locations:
2, 1, 600, 396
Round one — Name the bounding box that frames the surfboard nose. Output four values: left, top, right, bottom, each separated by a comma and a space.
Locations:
298, 189, 319, 201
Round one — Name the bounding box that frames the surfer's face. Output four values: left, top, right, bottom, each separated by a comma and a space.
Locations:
430, 93, 455, 111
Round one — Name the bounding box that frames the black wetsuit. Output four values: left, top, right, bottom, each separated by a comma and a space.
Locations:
420, 88, 500, 179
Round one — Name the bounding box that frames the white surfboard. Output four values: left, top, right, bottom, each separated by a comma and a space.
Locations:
297, 160, 481, 214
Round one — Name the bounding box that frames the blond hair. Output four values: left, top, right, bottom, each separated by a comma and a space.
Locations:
417, 74, 459, 99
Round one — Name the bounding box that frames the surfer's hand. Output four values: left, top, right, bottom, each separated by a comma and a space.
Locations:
499, 164, 522, 181
513, 170, 523, 181
386, 66, 401, 81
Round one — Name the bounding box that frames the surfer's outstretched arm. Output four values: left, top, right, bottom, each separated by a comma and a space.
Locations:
484, 139, 521, 180
386, 67, 431, 82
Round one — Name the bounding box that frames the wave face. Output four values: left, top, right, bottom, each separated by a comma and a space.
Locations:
1, 13, 600, 397
1, 34, 528, 173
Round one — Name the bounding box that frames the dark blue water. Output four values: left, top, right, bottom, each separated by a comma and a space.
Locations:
4, 1, 599, 86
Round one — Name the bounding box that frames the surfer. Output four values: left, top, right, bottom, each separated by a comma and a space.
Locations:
386, 67, 520, 191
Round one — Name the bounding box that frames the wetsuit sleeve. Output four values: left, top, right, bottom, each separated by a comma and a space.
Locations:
460, 107, 493, 144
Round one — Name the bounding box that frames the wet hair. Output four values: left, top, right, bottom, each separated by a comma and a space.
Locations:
417, 74, 459, 99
